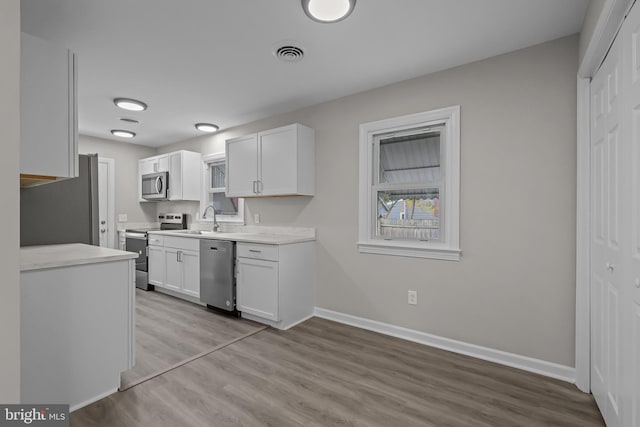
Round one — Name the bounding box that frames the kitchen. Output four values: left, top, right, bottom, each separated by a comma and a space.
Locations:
2, 0, 635, 426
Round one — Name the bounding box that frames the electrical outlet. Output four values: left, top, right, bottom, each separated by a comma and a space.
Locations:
118, 214, 128, 222
254, 213, 260, 224
408, 290, 418, 305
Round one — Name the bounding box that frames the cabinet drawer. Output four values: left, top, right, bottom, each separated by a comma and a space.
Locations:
147, 234, 164, 246
163, 236, 200, 251
237, 243, 278, 261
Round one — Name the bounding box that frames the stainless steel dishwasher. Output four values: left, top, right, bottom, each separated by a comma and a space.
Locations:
199, 239, 236, 312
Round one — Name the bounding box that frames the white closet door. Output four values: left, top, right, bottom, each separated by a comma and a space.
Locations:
590, 32, 626, 427
624, 2, 640, 425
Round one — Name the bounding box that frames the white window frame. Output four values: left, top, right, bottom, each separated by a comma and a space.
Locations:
358, 106, 461, 261
200, 152, 245, 224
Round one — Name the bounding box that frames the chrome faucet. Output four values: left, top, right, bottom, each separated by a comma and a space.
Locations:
202, 204, 219, 232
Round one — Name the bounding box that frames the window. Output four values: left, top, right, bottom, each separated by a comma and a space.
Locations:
358, 106, 460, 260
201, 153, 244, 223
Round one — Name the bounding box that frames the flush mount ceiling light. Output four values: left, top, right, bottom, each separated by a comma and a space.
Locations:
301, 0, 356, 23
195, 123, 219, 133
113, 98, 147, 112
111, 129, 136, 138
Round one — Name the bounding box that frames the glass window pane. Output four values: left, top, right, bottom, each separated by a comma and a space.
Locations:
212, 193, 239, 215
210, 163, 225, 188
379, 131, 440, 184
376, 188, 441, 241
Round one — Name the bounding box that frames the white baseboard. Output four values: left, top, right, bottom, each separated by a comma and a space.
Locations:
314, 307, 576, 384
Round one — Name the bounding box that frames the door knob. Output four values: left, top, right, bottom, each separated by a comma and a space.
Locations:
101, 228, 106, 233
100, 220, 106, 225
606, 262, 615, 271
635, 278, 640, 288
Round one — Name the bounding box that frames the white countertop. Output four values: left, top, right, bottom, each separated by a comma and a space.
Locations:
21, 243, 138, 272
148, 226, 316, 245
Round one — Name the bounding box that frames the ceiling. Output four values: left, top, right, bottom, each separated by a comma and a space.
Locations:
21, 0, 588, 148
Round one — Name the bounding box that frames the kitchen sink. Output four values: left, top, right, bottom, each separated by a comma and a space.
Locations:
175, 230, 225, 235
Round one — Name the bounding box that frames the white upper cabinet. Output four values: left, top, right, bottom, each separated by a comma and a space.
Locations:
138, 150, 200, 202
168, 151, 200, 201
225, 124, 315, 197
226, 134, 258, 197
140, 155, 168, 175
20, 32, 78, 184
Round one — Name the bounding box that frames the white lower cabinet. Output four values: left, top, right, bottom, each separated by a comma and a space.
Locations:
164, 248, 182, 292
148, 245, 165, 286
118, 231, 126, 250
237, 258, 279, 321
181, 250, 200, 297
236, 241, 314, 330
148, 234, 200, 298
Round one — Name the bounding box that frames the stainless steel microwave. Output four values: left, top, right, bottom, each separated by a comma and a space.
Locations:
141, 171, 168, 200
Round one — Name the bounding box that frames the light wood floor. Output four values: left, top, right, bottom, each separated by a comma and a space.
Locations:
120, 289, 265, 389
73, 316, 604, 427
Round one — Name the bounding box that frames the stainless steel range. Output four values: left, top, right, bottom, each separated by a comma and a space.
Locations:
125, 213, 187, 290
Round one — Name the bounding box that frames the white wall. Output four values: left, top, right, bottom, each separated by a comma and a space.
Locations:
157, 35, 579, 366
0, 0, 21, 403
79, 135, 158, 228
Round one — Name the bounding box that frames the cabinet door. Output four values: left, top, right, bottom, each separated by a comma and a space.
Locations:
237, 258, 278, 321
164, 248, 182, 292
157, 155, 169, 172
148, 246, 165, 286
168, 152, 182, 200
181, 250, 200, 298
259, 125, 297, 196
139, 159, 156, 175
21, 33, 77, 178
226, 134, 258, 197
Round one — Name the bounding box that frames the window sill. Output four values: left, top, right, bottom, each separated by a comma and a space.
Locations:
357, 241, 461, 261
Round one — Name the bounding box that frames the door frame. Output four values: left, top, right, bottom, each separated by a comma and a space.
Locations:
98, 157, 115, 249
575, 0, 634, 393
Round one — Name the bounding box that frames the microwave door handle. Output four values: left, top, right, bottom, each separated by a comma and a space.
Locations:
155, 176, 162, 194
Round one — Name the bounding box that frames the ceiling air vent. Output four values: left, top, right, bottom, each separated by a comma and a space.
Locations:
274, 45, 304, 63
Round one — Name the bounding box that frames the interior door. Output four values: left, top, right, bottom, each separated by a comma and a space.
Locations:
624, 2, 640, 424
590, 33, 625, 427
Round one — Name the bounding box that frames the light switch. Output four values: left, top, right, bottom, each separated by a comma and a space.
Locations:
118, 214, 128, 222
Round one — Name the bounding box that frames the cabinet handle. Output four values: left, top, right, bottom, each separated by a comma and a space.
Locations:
252, 180, 257, 194
248, 249, 262, 253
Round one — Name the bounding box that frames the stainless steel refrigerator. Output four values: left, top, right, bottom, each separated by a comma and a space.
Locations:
21, 154, 100, 246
